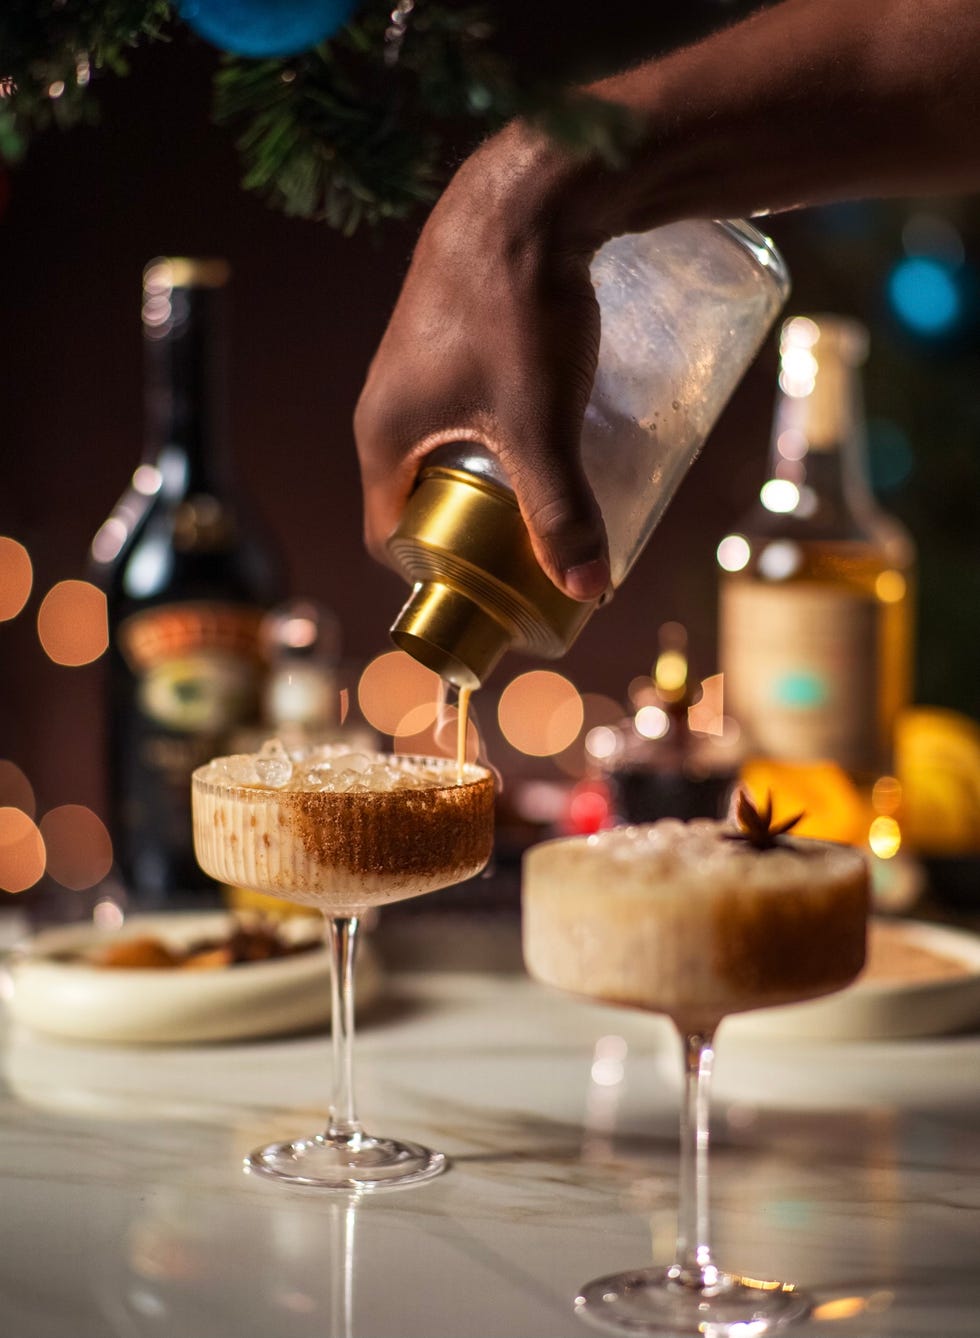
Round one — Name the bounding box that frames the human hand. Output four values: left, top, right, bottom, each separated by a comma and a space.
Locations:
354, 124, 611, 602
356, 0, 980, 610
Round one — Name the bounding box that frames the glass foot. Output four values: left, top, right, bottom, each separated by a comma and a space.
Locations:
575, 1267, 811, 1336
245, 1132, 448, 1191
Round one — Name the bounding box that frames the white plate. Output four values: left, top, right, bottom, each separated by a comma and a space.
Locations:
2, 912, 381, 1045
726, 918, 980, 1041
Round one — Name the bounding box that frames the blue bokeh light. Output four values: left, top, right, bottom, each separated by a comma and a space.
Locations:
867, 418, 915, 492
887, 257, 961, 335
179, 0, 358, 58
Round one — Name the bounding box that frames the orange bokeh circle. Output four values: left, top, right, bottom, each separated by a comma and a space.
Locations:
0, 807, 46, 893
39, 805, 114, 891
37, 580, 109, 666
0, 537, 33, 621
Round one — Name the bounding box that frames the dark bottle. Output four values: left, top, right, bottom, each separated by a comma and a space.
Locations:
90, 258, 283, 908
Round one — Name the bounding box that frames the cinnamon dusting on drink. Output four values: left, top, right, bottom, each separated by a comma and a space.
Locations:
279, 775, 494, 884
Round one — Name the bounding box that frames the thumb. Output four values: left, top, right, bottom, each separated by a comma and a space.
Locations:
507, 440, 610, 602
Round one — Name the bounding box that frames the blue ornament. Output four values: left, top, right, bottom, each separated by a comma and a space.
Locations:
179, 0, 359, 59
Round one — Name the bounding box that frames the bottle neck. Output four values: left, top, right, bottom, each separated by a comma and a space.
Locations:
143, 281, 232, 496
762, 335, 879, 531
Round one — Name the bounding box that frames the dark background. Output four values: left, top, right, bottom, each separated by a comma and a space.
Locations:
2, 7, 978, 829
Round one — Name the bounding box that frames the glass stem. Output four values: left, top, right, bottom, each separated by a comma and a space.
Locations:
325, 915, 362, 1143
670, 1027, 718, 1290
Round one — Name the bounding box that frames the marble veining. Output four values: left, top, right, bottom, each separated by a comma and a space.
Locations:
1, 961, 980, 1336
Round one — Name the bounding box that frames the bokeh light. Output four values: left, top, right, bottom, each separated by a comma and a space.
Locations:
688, 674, 725, 737
497, 671, 583, 757
793, 485, 819, 519
37, 580, 109, 665
783, 314, 820, 348
810, 1297, 880, 1325
39, 805, 113, 891
875, 570, 907, 604
716, 534, 751, 573
635, 705, 670, 740
555, 694, 624, 777
395, 702, 441, 739
590, 1034, 628, 1087
90, 517, 129, 564
393, 702, 481, 764
778, 319, 819, 397
654, 649, 687, 696
0, 760, 36, 818
888, 256, 961, 335
94, 897, 126, 931
760, 479, 800, 514
776, 429, 808, 462
627, 675, 658, 709
356, 650, 440, 736
757, 540, 802, 581
567, 784, 610, 835
133, 464, 163, 496
869, 815, 902, 860
871, 775, 903, 816
0, 537, 33, 621
0, 807, 46, 893
393, 725, 438, 759
867, 418, 914, 492
584, 725, 619, 762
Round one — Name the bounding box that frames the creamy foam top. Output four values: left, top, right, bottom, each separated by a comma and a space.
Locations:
523, 818, 869, 1022
196, 739, 486, 795
539, 818, 866, 893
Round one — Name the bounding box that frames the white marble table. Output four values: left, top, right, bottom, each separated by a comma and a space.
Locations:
2, 931, 980, 1338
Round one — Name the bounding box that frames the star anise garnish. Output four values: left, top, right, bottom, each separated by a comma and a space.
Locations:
724, 789, 804, 850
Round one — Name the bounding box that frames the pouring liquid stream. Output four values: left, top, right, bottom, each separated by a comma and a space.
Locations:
456, 684, 473, 784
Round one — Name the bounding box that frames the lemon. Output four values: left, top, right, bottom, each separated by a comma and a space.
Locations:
895, 708, 980, 855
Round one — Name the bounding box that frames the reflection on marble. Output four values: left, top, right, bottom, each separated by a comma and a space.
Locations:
2, 959, 980, 1336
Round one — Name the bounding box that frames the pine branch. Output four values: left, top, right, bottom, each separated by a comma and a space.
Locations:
3, 0, 640, 234
215, 2, 640, 232
0, 0, 171, 162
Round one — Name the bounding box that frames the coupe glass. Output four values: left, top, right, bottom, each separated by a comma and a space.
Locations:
192, 745, 494, 1190
522, 818, 869, 1336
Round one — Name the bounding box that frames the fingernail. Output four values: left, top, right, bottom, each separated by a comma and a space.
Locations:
563, 558, 610, 601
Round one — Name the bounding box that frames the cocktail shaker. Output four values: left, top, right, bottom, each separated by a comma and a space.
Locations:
388, 219, 790, 688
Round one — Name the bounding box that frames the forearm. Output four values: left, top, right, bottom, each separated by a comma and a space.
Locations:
354, 0, 980, 601
522, 0, 980, 247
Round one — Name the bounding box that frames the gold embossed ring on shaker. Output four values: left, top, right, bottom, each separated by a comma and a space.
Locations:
388, 457, 596, 689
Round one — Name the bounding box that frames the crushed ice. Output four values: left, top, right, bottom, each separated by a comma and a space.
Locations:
201, 739, 481, 794
254, 738, 294, 788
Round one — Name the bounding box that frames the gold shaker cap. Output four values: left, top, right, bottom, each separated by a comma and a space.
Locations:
390, 581, 511, 690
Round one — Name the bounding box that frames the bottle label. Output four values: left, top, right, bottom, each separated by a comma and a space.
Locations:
119, 601, 264, 734
720, 580, 881, 774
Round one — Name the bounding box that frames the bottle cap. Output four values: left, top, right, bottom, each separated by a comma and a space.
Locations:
390, 581, 510, 690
